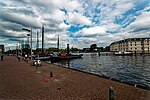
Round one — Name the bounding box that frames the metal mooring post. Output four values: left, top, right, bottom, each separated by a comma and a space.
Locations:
49, 61, 53, 77
109, 86, 114, 100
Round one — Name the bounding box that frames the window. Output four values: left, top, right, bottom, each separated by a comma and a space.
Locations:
135, 48, 137, 50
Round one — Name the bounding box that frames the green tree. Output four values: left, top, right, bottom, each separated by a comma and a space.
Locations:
90, 44, 97, 52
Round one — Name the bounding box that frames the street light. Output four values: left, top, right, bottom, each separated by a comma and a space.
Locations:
22, 28, 32, 62
27, 33, 30, 48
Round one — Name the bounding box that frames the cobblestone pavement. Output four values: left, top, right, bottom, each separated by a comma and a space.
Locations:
0, 56, 150, 100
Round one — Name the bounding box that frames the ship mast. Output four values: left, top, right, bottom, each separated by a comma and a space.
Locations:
42, 25, 44, 54
57, 35, 59, 52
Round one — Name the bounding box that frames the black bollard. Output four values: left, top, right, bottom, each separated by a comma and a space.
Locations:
67, 44, 69, 56
109, 86, 114, 100
1, 55, 4, 61
50, 61, 53, 77
98, 52, 101, 56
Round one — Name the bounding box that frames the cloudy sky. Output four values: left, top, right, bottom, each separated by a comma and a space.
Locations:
0, 0, 150, 50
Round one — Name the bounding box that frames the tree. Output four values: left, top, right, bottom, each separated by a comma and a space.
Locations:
70, 47, 79, 52
104, 46, 110, 52
90, 44, 97, 52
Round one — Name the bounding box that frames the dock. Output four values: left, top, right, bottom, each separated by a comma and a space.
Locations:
0, 56, 150, 100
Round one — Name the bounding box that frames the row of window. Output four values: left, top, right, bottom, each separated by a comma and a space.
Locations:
117, 43, 149, 47
118, 47, 150, 50
130, 43, 149, 46
117, 41, 149, 45
128, 39, 150, 41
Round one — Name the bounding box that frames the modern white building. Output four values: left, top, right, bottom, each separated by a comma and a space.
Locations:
110, 38, 150, 54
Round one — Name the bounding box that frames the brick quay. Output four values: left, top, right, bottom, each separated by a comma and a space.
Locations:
0, 56, 150, 100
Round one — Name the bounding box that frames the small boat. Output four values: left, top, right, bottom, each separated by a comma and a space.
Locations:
114, 51, 132, 56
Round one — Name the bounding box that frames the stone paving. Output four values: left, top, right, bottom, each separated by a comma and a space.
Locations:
0, 56, 150, 100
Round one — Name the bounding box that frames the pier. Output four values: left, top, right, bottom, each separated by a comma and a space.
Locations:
0, 56, 150, 100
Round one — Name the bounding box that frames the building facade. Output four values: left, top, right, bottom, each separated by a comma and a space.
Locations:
110, 38, 150, 54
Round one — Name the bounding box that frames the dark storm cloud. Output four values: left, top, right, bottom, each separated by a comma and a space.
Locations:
13, 8, 36, 17
0, 30, 26, 38
0, 2, 6, 6
1, 22, 24, 31
9, 38, 23, 42
0, 12, 40, 28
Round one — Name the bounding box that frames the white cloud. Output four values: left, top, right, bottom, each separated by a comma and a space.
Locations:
65, 0, 80, 11
93, 0, 103, 3
50, 0, 80, 11
103, 23, 121, 32
95, 0, 135, 25
67, 12, 92, 26
4, 30, 27, 38
59, 23, 70, 30
76, 26, 106, 37
50, 9, 65, 22
125, 12, 150, 32
143, 5, 150, 11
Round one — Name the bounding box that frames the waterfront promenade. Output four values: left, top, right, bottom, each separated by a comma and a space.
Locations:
0, 56, 150, 100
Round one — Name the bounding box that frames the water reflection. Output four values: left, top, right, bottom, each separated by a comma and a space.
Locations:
56, 53, 150, 89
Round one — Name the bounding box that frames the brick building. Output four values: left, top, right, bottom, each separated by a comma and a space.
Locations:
110, 38, 150, 54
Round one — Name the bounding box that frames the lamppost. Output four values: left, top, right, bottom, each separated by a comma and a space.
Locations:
22, 28, 32, 62
27, 33, 30, 45
19, 40, 23, 56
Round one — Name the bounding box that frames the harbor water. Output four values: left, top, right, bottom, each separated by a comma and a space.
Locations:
56, 53, 150, 90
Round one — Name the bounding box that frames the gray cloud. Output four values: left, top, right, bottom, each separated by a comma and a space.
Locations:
1, 22, 24, 31
0, 12, 40, 28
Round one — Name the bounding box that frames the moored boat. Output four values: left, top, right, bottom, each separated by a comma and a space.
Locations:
114, 51, 132, 56
50, 54, 83, 63
35, 56, 51, 61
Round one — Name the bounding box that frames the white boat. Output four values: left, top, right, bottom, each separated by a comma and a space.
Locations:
114, 51, 132, 56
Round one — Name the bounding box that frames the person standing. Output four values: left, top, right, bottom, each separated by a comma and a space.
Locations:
17, 55, 20, 61
25, 54, 28, 62
1, 55, 4, 61
25, 54, 27, 59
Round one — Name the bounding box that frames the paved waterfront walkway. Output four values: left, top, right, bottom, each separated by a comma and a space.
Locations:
0, 56, 150, 100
